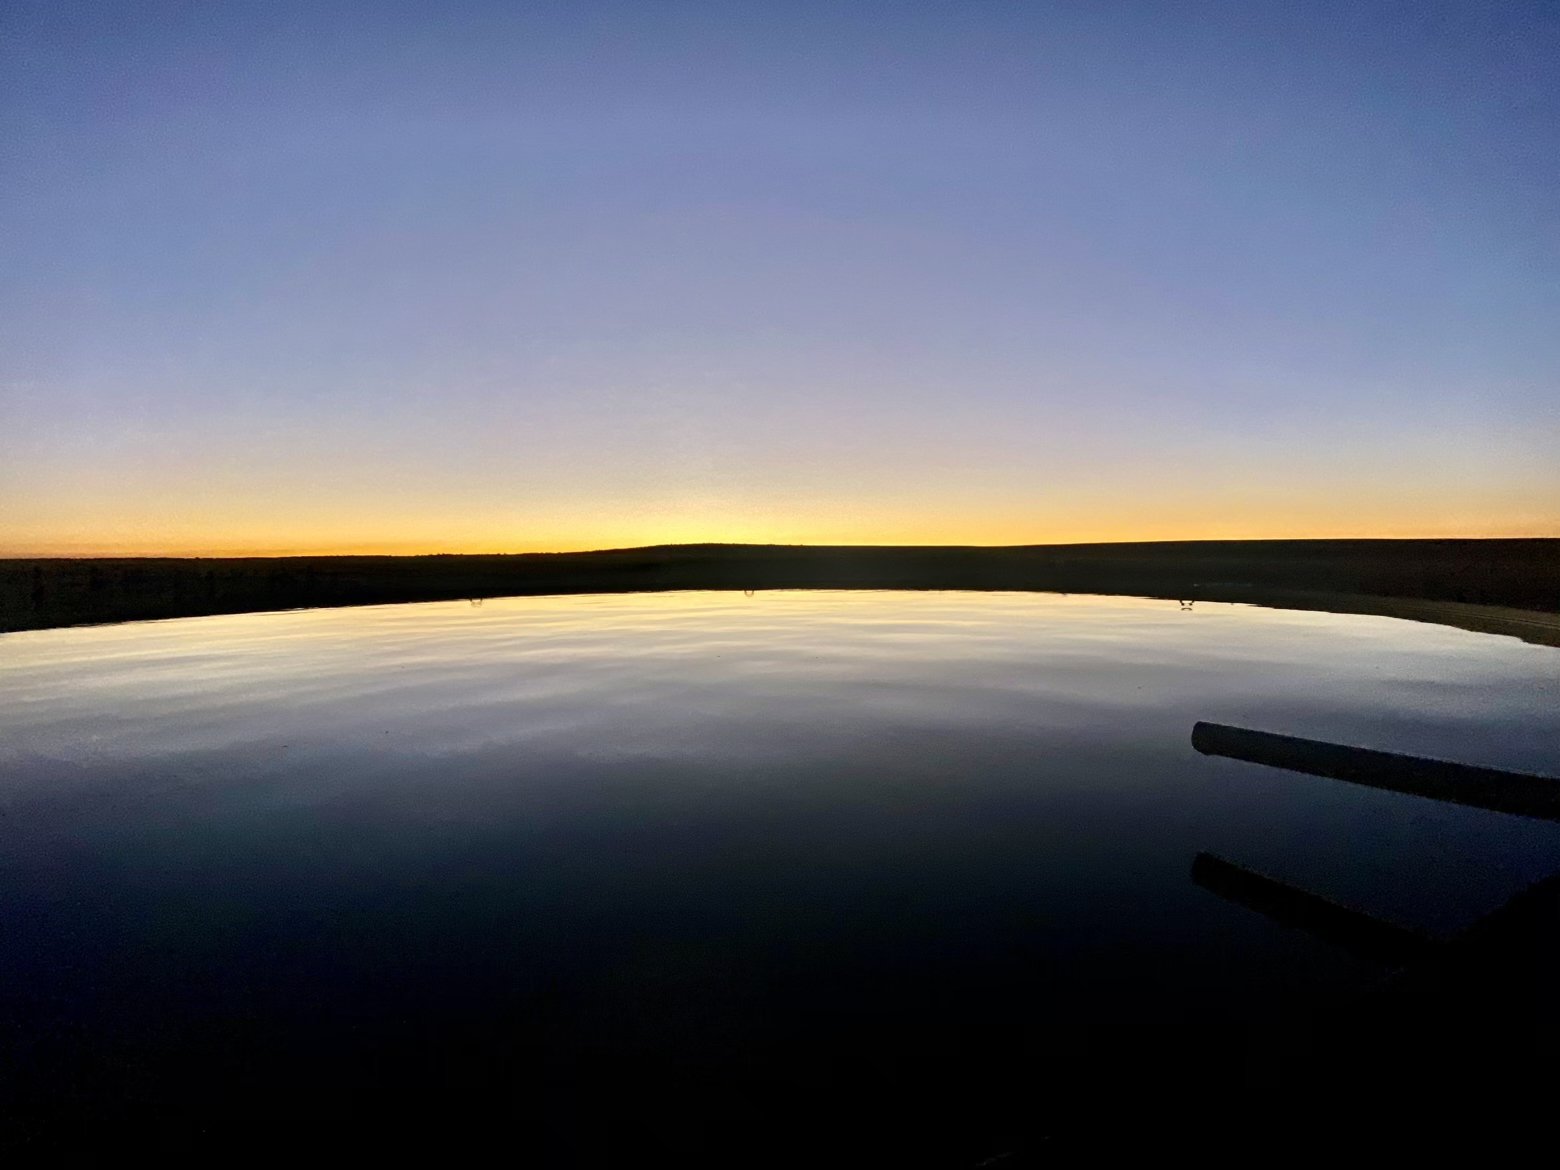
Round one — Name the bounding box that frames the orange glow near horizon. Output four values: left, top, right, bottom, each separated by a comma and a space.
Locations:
8, 373, 1556, 559
6, 424, 1558, 557
6, 502, 1557, 558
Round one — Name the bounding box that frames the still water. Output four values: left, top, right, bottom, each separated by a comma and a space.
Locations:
3, 590, 1559, 1154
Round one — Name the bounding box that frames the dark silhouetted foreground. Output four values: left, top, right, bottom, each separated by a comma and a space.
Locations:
4, 538, 1559, 643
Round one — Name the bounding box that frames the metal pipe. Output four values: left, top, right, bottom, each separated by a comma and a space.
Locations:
1191, 722, 1560, 821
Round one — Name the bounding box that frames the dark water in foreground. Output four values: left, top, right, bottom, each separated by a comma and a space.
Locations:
3, 591, 1559, 1157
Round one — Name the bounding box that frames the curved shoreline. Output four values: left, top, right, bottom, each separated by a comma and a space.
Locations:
5, 541, 1558, 647
5, 584, 1560, 651
1166, 589, 1560, 649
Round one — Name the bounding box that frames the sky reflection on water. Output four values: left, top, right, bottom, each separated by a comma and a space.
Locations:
2, 591, 1558, 1148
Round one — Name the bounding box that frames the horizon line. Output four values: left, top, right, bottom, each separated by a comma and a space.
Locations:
5, 534, 1559, 561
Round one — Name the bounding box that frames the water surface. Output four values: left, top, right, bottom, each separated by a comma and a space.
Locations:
3, 591, 1558, 1155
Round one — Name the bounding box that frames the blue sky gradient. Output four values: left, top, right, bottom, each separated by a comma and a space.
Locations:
3, 1, 1556, 553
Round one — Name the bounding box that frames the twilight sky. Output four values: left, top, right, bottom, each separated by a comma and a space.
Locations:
3, 1, 1557, 555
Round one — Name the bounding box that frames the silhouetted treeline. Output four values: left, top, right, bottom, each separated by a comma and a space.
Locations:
2, 539, 1557, 634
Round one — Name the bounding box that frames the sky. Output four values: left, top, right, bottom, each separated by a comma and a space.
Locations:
2, 0, 1557, 556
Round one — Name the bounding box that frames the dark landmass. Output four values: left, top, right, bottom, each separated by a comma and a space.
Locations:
4, 538, 1559, 645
